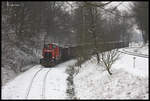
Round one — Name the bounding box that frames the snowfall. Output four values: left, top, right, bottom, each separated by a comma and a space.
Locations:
1, 42, 149, 99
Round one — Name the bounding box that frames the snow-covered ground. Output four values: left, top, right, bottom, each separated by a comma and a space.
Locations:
74, 44, 149, 99
2, 60, 76, 99
2, 43, 149, 99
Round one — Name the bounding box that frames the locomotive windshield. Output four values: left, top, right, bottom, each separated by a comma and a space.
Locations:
44, 52, 52, 59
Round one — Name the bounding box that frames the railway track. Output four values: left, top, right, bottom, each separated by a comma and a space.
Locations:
25, 67, 43, 99
42, 68, 51, 99
118, 49, 148, 58
25, 66, 51, 99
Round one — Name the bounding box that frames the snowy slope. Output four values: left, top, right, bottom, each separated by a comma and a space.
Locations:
74, 45, 149, 99
1, 67, 17, 86
2, 65, 41, 99
2, 60, 76, 99
74, 67, 148, 99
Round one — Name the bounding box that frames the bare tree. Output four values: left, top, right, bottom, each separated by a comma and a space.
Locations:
99, 49, 120, 75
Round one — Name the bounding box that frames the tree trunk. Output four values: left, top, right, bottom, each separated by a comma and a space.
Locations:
107, 67, 112, 75
96, 52, 100, 64
141, 24, 146, 45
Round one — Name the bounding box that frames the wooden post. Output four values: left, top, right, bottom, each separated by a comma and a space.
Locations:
133, 57, 136, 68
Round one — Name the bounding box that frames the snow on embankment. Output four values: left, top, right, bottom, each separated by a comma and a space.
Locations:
74, 47, 149, 99
1, 67, 17, 86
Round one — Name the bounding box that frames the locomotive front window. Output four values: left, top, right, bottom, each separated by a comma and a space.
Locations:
53, 45, 56, 48
45, 52, 52, 59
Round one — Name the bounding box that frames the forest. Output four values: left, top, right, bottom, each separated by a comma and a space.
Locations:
2, 1, 148, 75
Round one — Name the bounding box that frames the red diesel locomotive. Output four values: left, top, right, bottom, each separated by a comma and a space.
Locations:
40, 43, 61, 67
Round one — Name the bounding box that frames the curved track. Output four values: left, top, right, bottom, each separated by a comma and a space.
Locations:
25, 67, 43, 99
118, 49, 148, 58
42, 68, 51, 99
25, 66, 52, 99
